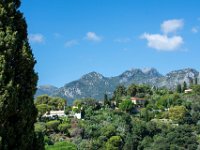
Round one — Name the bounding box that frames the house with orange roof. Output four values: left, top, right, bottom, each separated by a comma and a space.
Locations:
131, 97, 146, 106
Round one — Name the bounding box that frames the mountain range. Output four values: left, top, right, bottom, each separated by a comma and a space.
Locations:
36, 68, 200, 104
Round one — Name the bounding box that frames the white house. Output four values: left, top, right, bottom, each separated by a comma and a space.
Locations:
72, 106, 82, 119
43, 110, 66, 118
74, 113, 82, 119
184, 89, 193, 94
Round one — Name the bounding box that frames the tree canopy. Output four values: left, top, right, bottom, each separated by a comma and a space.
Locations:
0, 0, 40, 149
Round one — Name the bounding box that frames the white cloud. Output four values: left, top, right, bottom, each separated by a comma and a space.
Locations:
141, 33, 183, 51
29, 34, 45, 43
161, 19, 184, 34
85, 32, 102, 42
114, 38, 131, 43
191, 27, 198, 33
64, 40, 78, 47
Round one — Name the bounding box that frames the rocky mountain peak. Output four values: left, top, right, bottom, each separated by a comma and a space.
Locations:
81, 71, 104, 80
166, 68, 199, 78
120, 68, 162, 79
121, 69, 143, 77
36, 68, 200, 104
142, 68, 162, 77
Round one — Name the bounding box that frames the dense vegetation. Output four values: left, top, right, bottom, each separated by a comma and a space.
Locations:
35, 82, 200, 150
1, 0, 200, 150
0, 0, 39, 149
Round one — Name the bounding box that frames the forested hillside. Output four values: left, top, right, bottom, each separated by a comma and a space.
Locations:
35, 83, 200, 149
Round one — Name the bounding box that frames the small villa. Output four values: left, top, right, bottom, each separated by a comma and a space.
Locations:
43, 110, 66, 118
184, 89, 193, 94
72, 106, 82, 119
131, 97, 146, 106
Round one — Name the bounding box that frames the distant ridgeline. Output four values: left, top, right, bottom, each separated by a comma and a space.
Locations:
36, 68, 200, 104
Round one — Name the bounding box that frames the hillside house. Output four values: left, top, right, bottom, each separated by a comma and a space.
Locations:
184, 89, 193, 94
131, 97, 146, 106
43, 110, 66, 118
72, 106, 82, 119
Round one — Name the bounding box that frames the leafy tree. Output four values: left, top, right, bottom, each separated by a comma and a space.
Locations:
78, 139, 92, 150
138, 136, 153, 149
35, 95, 66, 110
48, 97, 66, 110
81, 98, 99, 110
127, 84, 152, 98
119, 99, 134, 113
152, 125, 198, 149
192, 85, 200, 95
73, 99, 82, 107
34, 122, 45, 150
140, 108, 153, 122
46, 141, 77, 150
127, 84, 137, 97
106, 136, 123, 150
35, 95, 50, 105
46, 120, 60, 132
137, 85, 153, 97
64, 106, 72, 115
123, 134, 134, 150
82, 106, 94, 119
0, 1, 40, 149
101, 124, 116, 138
36, 104, 50, 119
58, 123, 70, 134
156, 94, 173, 108
72, 107, 80, 113
113, 85, 126, 100
168, 106, 187, 122
131, 119, 149, 147
150, 136, 169, 149
34, 122, 46, 134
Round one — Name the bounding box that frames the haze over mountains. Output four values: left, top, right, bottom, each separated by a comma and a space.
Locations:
36, 68, 200, 104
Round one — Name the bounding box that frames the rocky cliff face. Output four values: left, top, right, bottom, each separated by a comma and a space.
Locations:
153, 68, 199, 89
36, 68, 200, 103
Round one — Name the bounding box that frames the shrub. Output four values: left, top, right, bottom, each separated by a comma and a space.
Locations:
45, 141, 77, 150
46, 120, 60, 132
58, 123, 70, 134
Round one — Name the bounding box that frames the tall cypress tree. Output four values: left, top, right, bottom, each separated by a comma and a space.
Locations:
176, 84, 182, 93
0, 0, 39, 149
182, 81, 187, 92
195, 77, 198, 85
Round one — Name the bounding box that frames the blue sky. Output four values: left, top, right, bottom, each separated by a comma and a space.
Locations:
21, 0, 200, 87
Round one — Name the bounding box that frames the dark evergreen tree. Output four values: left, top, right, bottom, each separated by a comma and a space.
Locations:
195, 77, 198, 85
182, 81, 187, 92
176, 84, 182, 93
104, 93, 110, 106
0, 1, 41, 149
